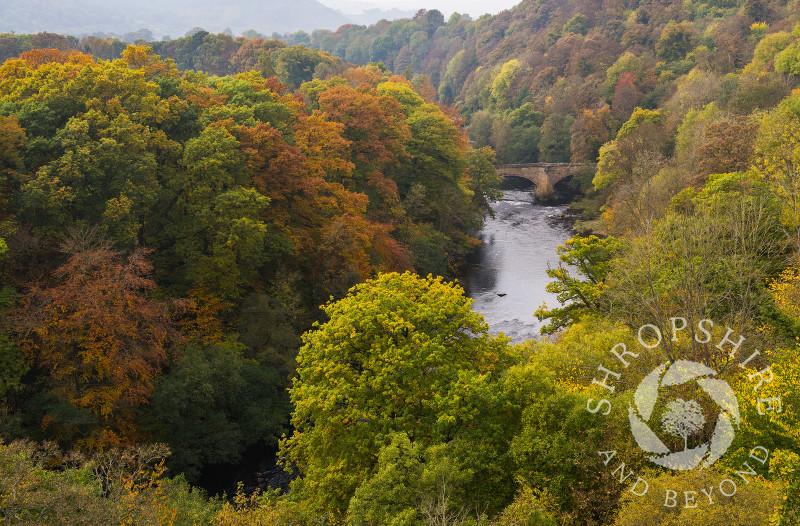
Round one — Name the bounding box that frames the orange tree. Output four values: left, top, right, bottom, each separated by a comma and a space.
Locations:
15, 241, 179, 447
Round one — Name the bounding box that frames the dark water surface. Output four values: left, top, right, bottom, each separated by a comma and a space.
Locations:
463, 180, 574, 343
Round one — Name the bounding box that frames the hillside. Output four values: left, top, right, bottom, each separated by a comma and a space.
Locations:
0, 0, 412, 39
6, 0, 795, 170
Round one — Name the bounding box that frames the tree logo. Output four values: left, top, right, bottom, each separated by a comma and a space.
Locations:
628, 360, 741, 471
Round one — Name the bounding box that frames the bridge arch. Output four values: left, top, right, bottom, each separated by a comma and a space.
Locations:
495, 163, 595, 198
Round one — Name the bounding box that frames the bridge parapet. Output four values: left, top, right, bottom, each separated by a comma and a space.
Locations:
495, 162, 596, 197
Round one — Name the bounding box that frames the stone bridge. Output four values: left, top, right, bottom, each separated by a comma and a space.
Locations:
496, 163, 595, 197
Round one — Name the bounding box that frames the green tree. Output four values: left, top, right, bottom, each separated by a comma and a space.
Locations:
507, 364, 631, 526
775, 44, 800, 76
465, 146, 502, 218
274, 46, 337, 89
280, 272, 513, 517
656, 22, 697, 62
535, 235, 622, 334
563, 14, 589, 35
152, 341, 288, 482
18, 112, 160, 246
491, 59, 522, 108
492, 486, 556, 526
165, 126, 272, 302
746, 31, 793, 73
347, 433, 476, 526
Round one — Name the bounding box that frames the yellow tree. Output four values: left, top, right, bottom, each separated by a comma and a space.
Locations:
753, 92, 800, 259
280, 272, 512, 517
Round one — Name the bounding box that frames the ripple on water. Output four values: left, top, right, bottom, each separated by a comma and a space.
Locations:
463, 186, 574, 343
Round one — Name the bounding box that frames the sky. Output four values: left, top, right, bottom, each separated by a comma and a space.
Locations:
322, 0, 521, 18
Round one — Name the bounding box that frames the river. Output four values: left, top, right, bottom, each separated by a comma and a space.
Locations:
463, 179, 575, 343
206, 179, 576, 497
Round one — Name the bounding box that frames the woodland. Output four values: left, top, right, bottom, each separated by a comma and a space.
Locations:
2, 0, 800, 523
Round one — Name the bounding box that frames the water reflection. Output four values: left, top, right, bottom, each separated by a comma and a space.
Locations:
463, 179, 574, 343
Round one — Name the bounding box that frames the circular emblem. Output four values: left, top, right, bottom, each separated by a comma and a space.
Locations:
628, 360, 741, 470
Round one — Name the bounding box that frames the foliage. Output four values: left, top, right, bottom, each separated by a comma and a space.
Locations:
0, 43, 496, 469
752, 92, 800, 258
280, 272, 513, 517
771, 450, 800, 525
613, 468, 779, 526
775, 44, 800, 76
607, 172, 788, 364
535, 235, 622, 334
347, 433, 480, 526
594, 108, 665, 191
506, 369, 633, 526
2, 0, 800, 519
0, 439, 220, 525
725, 343, 800, 471
696, 116, 759, 182
14, 240, 179, 446
656, 22, 698, 62
0, 286, 25, 398
491, 486, 556, 526
563, 14, 589, 36
151, 342, 288, 482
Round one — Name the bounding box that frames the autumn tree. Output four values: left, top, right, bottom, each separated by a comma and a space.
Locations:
0, 115, 26, 178
607, 173, 787, 365
317, 82, 410, 187
602, 52, 654, 102
15, 238, 179, 445
593, 108, 674, 234
280, 272, 513, 517
570, 105, 613, 163
0, 440, 221, 524
696, 115, 759, 183
612, 71, 642, 120
710, 15, 754, 73
752, 92, 800, 259
0, 115, 25, 231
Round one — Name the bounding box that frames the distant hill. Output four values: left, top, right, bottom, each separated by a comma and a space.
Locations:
3, 0, 798, 169
0, 0, 415, 38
